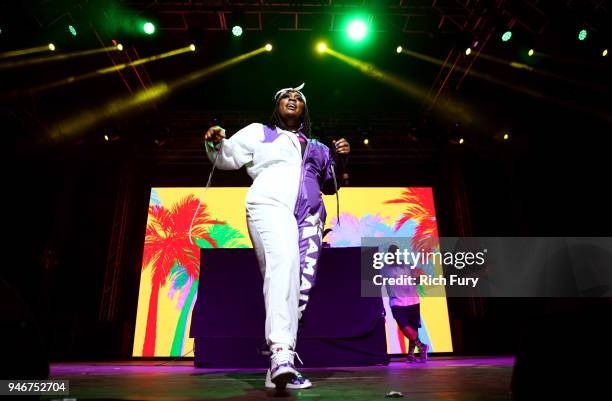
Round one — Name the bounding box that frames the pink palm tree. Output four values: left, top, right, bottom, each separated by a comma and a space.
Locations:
385, 188, 438, 252
140, 194, 223, 356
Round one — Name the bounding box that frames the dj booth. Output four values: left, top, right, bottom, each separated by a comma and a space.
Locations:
190, 247, 389, 368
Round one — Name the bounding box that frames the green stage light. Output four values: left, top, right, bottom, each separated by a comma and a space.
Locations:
578, 29, 587, 41
265, 43, 272, 51
68, 25, 77, 36
48, 43, 56, 51
501, 31, 512, 42
603, 49, 608, 57
232, 25, 243, 37
143, 22, 155, 35
396, 46, 403, 54
528, 49, 534, 56
347, 19, 368, 42
317, 42, 327, 53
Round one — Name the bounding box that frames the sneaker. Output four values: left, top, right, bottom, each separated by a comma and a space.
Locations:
266, 369, 312, 389
269, 344, 298, 390
405, 354, 416, 363
416, 342, 428, 363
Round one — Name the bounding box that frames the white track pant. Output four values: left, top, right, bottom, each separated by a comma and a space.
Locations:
246, 201, 300, 349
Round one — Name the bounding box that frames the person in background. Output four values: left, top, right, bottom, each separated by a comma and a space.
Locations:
382, 244, 428, 363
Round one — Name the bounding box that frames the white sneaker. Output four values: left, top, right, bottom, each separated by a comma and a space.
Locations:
265, 368, 312, 389
269, 344, 298, 390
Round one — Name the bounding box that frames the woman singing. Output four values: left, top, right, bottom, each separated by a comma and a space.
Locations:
203, 83, 350, 390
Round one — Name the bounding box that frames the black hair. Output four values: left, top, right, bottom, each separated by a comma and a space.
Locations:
268, 91, 312, 137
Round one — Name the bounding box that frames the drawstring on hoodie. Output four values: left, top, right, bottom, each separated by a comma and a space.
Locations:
330, 162, 341, 227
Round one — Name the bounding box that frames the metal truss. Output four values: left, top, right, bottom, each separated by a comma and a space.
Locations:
118, 1, 483, 34
99, 172, 132, 322
421, 0, 612, 113
132, 108, 437, 166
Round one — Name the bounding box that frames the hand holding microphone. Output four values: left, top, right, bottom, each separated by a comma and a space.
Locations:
332, 138, 351, 155
204, 125, 226, 143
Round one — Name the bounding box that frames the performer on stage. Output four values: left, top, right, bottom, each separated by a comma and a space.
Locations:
203, 83, 350, 390
383, 244, 428, 363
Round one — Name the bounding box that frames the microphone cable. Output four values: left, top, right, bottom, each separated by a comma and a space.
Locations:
188, 140, 223, 245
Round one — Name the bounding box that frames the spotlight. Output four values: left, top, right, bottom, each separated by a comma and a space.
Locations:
396, 46, 403, 54
459, 138, 464, 144
347, 18, 368, 42
265, 43, 272, 51
501, 31, 512, 42
602, 49, 608, 57
232, 25, 243, 37
48, 43, 56, 51
578, 28, 587, 41
68, 25, 77, 37
103, 132, 120, 143
228, 11, 246, 39
317, 42, 327, 53
528, 49, 534, 56
503, 133, 510, 140
363, 138, 369, 145
189, 44, 196, 51
116, 43, 124, 51
143, 22, 155, 35
465, 47, 472, 55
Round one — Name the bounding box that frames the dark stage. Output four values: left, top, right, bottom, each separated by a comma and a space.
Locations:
45, 356, 515, 401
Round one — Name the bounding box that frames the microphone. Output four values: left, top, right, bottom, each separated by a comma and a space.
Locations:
340, 155, 349, 187
210, 116, 222, 133
333, 139, 349, 186
208, 116, 225, 143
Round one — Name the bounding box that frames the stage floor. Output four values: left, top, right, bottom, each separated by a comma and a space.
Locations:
43, 356, 514, 401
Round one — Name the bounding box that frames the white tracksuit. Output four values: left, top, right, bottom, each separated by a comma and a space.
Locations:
206, 123, 339, 349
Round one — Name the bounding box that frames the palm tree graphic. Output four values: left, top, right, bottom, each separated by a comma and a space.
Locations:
167, 224, 249, 356
385, 188, 438, 253
141, 194, 223, 356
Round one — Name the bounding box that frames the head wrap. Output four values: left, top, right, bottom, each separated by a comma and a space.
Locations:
274, 82, 306, 103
